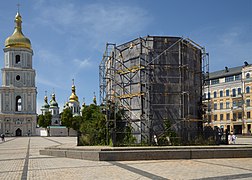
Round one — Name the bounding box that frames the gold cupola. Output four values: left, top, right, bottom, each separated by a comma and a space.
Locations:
5, 11, 31, 49
69, 85, 79, 102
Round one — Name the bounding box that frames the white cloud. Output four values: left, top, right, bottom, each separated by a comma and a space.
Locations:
218, 27, 242, 47
33, 1, 151, 41
36, 49, 63, 64
36, 75, 62, 89
73, 58, 91, 68
206, 26, 252, 70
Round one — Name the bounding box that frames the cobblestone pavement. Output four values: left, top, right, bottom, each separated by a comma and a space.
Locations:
0, 137, 252, 180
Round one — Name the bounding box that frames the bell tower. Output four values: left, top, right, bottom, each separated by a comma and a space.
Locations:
0, 9, 37, 136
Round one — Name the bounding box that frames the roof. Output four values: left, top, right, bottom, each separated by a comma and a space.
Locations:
209, 66, 243, 79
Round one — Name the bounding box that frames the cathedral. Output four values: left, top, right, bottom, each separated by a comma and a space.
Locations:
40, 82, 82, 136
0, 11, 37, 136
41, 93, 60, 126
41, 81, 82, 127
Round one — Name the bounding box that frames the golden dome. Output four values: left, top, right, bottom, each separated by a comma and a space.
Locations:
69, 85, 79, 102
5, 12, 31, 49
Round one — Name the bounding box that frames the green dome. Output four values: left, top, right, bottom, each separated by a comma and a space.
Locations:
42, 96, 50, 109
50, 94, 58, 107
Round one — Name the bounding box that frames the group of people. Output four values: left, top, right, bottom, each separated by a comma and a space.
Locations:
1, 133, 5, 142
217, 128, 237, 145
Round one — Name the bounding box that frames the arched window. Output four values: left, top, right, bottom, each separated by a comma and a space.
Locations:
15, 55, 20, 64
246, 73, 250, 79
238, 88, 241, 95
246, 86, 250, 93
226, 89, 230, 96
232, 89, 236, 97
16, 96, 22, 111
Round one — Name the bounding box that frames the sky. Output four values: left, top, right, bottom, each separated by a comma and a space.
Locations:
0, 0, 251, 114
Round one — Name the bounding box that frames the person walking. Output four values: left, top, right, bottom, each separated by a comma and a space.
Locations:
232, 133, 237, 144
1, 134, 5, 142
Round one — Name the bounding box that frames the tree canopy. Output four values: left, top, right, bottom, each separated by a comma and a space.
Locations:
79, 104, 106, 145
38, 111, 52, 128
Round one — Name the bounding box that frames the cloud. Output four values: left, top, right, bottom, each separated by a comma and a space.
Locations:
73, 58, 91, 68
36, 49, 63, 64
206, 25, 252, 70
36, 75, 62, 88
33, 1, 151, 42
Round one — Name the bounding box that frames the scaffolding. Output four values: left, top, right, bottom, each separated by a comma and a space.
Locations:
99, 36, 209, 145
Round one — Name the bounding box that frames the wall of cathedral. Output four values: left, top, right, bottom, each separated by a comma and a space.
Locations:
0, 114, 36, 136
3, 48, 33, 69
0, 88, 36, 113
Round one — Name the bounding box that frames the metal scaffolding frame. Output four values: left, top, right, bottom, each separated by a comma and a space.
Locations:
99, 36, 209, 145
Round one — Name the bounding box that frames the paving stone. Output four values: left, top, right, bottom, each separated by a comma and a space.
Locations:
0, 137, 252, 179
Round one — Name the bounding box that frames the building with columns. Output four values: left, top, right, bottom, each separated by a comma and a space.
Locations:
203, 62, 252, 135
0, 11, 37, 136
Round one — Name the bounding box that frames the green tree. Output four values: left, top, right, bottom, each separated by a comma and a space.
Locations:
61, 108, 73, 136
38, 111, 52, 136
79, 104, 106, 145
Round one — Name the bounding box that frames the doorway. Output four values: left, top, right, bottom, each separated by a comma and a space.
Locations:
16, 128, 22, 136
234, 125, 242, 134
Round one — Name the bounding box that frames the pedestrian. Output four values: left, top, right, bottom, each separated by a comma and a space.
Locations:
218, 128, 223, 144
1, 134, 5, 142
232, 133, 237, 144
228, 133, 232, 144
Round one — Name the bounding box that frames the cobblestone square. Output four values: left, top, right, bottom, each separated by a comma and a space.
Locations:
0, 137, 252, 180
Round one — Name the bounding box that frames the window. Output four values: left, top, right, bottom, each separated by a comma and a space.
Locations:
226, 113, 230, 120
226, 89, 230, 96
214, 115, 217, 121
214, 103, 217, 110
220, 114, 223, 121
246, 86, 250, 93
246, 99, 250, 107
214, 91, 217, 98
16, 96, 22, 111
238, 88, 241, 95
220, 90, 223, 97
211, 79, 219, 85
247, 112, 251, 119
233, 101, 237, 107
246, 73, 250, 79
226, 102, 230, 109
238, 112, 242, 119
208, 92, 211, 99
235, 74, 241, 80
232, 89, 236, 97
16, 75, 20, 81
220, 102, 223, 109
15, 55, 20, 64
208, 103, 211, 111
205, 80, 210, 85
233, 113, 237, 120
225, 76, 234, 82
238, 100, 242, 107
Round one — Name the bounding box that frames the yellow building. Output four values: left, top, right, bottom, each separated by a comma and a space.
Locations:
203, 62, 252, 135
